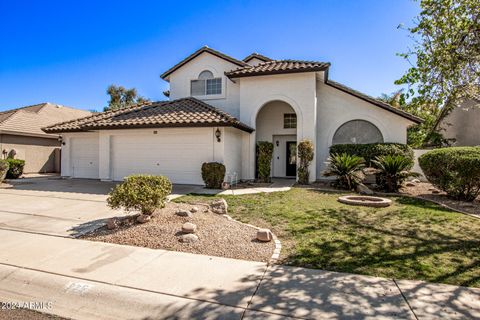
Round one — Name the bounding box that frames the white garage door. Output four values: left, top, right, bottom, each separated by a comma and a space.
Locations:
111, 129, 213, 184
70, 137, 99, 179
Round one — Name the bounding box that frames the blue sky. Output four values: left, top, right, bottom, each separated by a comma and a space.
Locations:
0, 0, 419, 112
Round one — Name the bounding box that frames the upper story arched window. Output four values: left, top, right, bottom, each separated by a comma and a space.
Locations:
191, 70, 222, 96
332, 119, 384, 144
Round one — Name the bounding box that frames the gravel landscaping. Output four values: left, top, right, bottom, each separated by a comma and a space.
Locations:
401, 182, 480, 217
0, 308, 66, 320
83, 202, 275, 262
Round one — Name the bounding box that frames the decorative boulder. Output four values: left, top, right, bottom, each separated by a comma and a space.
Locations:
179, 234, 199, 243
356, 183, 374, 195
182, 222, 197, 234
256, 228, 273, 242
176, 209, 192, 217
136, 214, 151, 224
405, 182, 416, 187
210, 198, 228, 215
190, 206, 199, 213
106, 218, 119, 230
412, 179, 421, 184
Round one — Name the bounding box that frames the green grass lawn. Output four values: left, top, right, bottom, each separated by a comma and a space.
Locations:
176, 188, 480, 287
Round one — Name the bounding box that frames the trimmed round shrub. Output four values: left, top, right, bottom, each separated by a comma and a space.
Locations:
0, 160, 9, 183
419, 147, 480, 201
201, 162, 226, 189
107, 175, 172, 215
257, 141, 274, 183
6, 159, 25, 179
330, 143, 414, 168
297, 139, 314, 184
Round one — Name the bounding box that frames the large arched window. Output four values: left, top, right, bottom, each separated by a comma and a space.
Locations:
191, 70, 222, 96
332, 120, 384, 144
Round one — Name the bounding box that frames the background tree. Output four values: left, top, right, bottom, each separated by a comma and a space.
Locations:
104, 85, 150, 111
395, 0, 479, 145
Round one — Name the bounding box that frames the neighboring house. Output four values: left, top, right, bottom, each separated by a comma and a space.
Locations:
436, 98, 480, 146
0, 103, 91, 173
43, 46, 422, 184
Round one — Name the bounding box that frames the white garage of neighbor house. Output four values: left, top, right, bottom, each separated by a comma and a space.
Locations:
43, 46, 423, 185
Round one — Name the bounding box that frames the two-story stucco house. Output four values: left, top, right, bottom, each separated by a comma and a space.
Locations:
43, 46, 422, 185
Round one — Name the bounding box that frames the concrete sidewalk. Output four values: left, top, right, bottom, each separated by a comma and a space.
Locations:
0, 229, 479, 319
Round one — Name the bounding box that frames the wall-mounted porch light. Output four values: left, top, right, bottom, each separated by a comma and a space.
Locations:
58, 135, 65, 145
276, 140, 279, 147
215, 128, 222, 142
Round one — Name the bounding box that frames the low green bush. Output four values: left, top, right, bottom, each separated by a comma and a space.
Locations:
201, 162, 226, 189
107, 175, 172, 215
6, 159, 25, 179
257, 141, 274, 183
297, 139, 314, 184
324, 153, 365, 190
330, 143, 414, 168
373, 155, 419, 192
419, 147, 480, 201
0, 160, 9, 183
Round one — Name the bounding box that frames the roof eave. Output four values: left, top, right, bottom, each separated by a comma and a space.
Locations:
226, 65, 330, 79
65, 122, 254, 133
160, 47, 249, 80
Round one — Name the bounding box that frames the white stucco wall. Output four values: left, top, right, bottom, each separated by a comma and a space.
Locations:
223, 127, 244, 183
255, 101, 296, 141
315, 81, 414, 177
238, 72, 318, 182
168, 52, 241, 118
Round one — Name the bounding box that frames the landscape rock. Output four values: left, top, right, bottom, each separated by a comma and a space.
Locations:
412, 179, 421, 183
256, 228, 273, 242
136, 214, 151, 224
190, 206, 199, 213
182, 222, 197, 234
405, 182, 416, 187
176, 209, 192, 217
210, 198, 228, 215
429, 188, 441, 194
106, 218, 119, 230
356, 183, 374, 195
179, 234, 199, 243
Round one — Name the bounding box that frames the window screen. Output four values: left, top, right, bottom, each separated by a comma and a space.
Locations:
332, 120, 383, 144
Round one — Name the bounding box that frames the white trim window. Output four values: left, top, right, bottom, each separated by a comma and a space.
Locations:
283, 113, 297, 129
191, 70, 222, 96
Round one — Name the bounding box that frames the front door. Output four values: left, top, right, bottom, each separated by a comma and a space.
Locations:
286, 141, 297, 177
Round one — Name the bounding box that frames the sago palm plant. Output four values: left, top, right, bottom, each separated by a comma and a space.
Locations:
324, 153, 365, 190
372, 155, 418, 192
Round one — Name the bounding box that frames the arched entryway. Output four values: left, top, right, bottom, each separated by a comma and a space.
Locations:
255, 100, 298, 178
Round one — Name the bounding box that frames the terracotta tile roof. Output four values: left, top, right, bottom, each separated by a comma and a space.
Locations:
226, 60, 330, 78
243, 53, 272, 63
42, 98, 254, 133
0, 103, 91, 137
160, 46, 249, 80
325, 80, 424, 124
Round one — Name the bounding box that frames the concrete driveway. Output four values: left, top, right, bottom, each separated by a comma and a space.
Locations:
0, 178, 199, 237
0, 178, 121, 237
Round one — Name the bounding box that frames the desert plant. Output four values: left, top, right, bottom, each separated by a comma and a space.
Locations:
324, 153, 365, 190
0, 160, 9, 183
257, 141, 274, 183
6, 159, 25, 179
419, 147, 480, 201
201, 162, 226, 189
107, 175, 172, 215
330, 143, 414, 168
297, 139, 314, 184
373, 155, 419, 192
